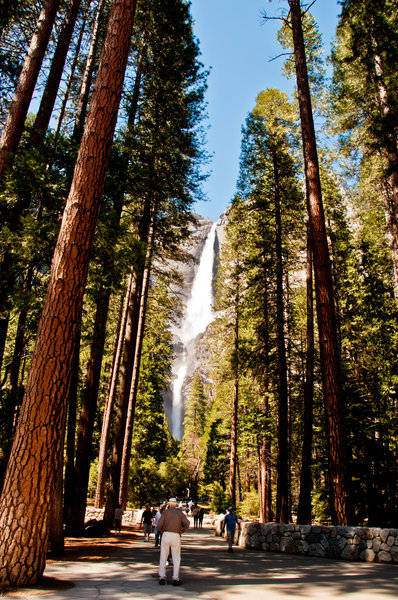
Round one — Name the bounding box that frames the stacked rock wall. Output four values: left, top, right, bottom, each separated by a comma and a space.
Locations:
237, 522, 398, 564
85, 507, 139, 525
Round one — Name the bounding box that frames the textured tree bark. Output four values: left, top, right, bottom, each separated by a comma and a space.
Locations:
0, 0, 60, 181
31, 0, 82, 145
0, 269, 33, 494
289, 0, 352, 525
0, 0, 138, 588
49, 437, 65, 555
297, 221, 314, 525
273, 151, 290, 524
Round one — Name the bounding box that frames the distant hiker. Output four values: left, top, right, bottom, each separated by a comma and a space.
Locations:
141, 504, 153, 542
192, 505, 200, 528
158, 497, 190, 586
198, 507, 205, 528
114, 503, 123, 535
223, 506, 239, 552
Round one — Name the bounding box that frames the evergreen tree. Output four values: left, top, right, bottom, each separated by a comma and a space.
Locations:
0, 0, 138, 587
181, 372, 208, 497
331, 0, 398, 292
287, 0, 352, 525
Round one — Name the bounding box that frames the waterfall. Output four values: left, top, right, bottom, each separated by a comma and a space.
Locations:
170, 222, 217, 439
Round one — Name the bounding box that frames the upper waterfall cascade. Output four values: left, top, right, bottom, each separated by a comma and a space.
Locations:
170, 222, 217, 439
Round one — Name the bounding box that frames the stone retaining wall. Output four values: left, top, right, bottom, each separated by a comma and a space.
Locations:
234, 522, 398, 564
85, 507, 139, 525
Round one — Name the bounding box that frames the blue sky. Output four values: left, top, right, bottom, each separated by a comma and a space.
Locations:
189, 0, 342, 222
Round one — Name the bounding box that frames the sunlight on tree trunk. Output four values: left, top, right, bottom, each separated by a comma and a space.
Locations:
288, 0, 352, 525
0, 0, 138, 588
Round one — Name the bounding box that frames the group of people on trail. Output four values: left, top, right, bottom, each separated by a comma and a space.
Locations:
191, 504, 205, 528
156, 501, 240, 585
114, 497, 240, 586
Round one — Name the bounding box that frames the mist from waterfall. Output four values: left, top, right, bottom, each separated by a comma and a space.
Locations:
171, 222, 217, 439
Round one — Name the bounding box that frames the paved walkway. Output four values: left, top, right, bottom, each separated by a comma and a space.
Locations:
5, 526, 398, 600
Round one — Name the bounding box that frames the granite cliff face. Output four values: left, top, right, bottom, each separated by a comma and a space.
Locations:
162, 212, 226, 439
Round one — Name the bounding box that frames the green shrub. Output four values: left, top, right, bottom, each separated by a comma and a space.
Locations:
238, 491, 259, 519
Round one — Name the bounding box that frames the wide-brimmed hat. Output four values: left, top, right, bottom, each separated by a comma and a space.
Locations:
168, 497, 177, 505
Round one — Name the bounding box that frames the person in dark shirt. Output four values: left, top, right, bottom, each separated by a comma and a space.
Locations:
141, 504, 153, 542
223, 506, 239, 552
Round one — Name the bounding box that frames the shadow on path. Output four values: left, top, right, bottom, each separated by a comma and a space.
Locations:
9, 525, 398, 600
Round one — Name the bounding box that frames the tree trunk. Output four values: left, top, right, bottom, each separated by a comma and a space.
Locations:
49, 437, 65, 555
273, 150, 290, 524
73, 0, 107, 144
0, 267, 34, 492
54, 7, 88, 136
0, 0, 60, 334
68, 196, 123, 532
31, 0, 82, 145
289, 0, 352, 526
95, 277, 131, 508
127, 45, 145, 127
63, 328, 81, 528
103, 268, 144, 524
229, 299, 239, 505
119, 225, 155, 508
103, 193, 154, 523
297, 221, 314, 525
372, 43, 398, 297
0, 0, 138, 587
259, 251, 272, 523
0, 0, 61, 181
244, 451, 250, 493
89, 56, 145, 509
0, 315, 9, 377
68, 283, 112, 534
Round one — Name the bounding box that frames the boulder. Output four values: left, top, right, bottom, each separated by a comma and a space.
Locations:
359, 549, 375, 562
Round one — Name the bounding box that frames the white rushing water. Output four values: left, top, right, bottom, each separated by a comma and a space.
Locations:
171, 222, 217, 439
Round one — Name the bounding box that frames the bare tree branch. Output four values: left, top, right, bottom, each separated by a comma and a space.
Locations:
268, 51, 294, 63
303, 0, 318, 15
261, 9, 290, 27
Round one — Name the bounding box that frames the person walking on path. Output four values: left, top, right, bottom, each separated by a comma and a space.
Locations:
198, 507, 205, 528
141, 505, 153, 542
154, 505, 165, 547
192, 505, 200, 528
158, 497, 190, 586
223, 506, 239, 552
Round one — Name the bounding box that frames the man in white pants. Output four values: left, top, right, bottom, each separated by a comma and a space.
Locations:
157, 497, 190, 586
